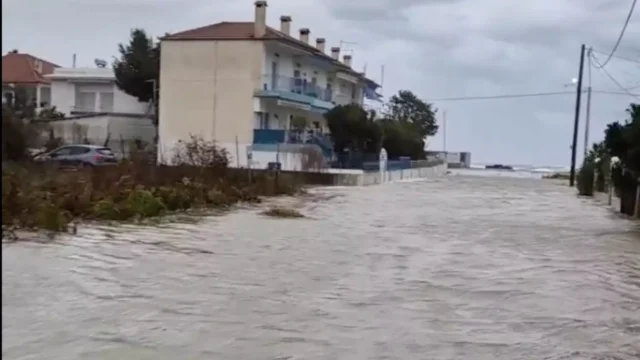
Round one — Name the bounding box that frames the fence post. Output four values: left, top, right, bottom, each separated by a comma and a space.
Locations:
275, 143, 280, 189
634, 182, 640, 218
247, 147, 253, 184
235, 136, 240, 168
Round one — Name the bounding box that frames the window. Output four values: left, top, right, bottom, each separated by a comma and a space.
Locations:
74, 87, 96, 112
51, 147, 73, 156
259, 113, 270, 129
69, 146, 91, 155
99, 92, 114, 112
39, 87, 51, 107
293, 70, 302, 93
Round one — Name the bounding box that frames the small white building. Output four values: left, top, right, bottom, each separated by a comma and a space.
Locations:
47, 67, 150, 116
158, 1, 381, 169
44, 68, 156, 155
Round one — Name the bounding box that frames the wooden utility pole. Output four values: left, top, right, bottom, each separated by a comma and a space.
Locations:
569, 44, 586, 187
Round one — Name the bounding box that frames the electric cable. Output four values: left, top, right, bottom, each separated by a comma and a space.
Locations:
590, 53, 640, 99
593, 0, 637, 68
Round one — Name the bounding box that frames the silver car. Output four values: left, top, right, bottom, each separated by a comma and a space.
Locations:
35, 145, 118, 167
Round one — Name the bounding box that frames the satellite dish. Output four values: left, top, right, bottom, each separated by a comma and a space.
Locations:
94, 58, 107, 68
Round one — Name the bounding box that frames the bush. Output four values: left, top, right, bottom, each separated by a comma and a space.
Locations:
123, 189, 166, 218
577, 161, 595, 196
1, 135, 303, 235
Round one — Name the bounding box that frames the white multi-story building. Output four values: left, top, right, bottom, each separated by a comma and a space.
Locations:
158, 1, 380, 169
44, 67, 155, 152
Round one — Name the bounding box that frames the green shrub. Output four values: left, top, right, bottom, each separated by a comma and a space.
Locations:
155, 186, 193, 211
92, 198, 124, 220
577, 161, 595, 196
124, 189, 166, 218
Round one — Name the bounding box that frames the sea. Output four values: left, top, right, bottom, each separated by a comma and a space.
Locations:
457, 164, 570, 179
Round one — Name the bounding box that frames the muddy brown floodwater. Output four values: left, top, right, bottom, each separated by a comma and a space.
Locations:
3, 173, 640, 360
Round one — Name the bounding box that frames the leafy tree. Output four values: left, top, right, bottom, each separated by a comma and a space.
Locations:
113, 28, 160, 122
384, 90, 438, 138
379, 120, 426, 159
325, 104, 381, 155
604, 103, 639, 175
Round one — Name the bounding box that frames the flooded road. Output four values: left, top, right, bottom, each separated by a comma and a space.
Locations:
3, 173, 640, 360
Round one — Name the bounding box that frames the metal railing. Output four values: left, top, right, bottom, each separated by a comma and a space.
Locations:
331, 153, 445, 171
253, 129, 334, 159
259, 74, 332, 102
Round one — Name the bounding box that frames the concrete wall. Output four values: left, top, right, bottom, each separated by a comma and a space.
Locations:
331, 163, 447, 186
158, 40, 265, 167
242, 162, 447, 187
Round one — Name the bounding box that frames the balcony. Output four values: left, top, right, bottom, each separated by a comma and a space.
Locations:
253, 129, 334, 159
255, 75, 334, 111
253, 129, 286, 144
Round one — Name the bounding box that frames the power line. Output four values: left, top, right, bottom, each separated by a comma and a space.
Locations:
591, 48, 640, 65
593, 0, 637, 69
428, 89, 639, 102
590, 53, 640, 99
428, 91, 572, 101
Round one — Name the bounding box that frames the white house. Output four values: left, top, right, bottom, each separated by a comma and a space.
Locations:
44, 67, 156, 154
47, 67, 150, 116
158, 1, 381, 169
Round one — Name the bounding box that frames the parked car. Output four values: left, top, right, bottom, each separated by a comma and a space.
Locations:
33, 145, 118, 168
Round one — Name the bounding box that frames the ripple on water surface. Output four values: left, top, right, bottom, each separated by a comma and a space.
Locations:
3, 174, 640, 360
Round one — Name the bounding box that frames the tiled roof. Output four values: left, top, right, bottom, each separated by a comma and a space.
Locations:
163, 22, 365, 78
2, 52, 60, 84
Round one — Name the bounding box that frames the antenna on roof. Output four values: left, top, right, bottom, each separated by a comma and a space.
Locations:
94, 58, 107, 68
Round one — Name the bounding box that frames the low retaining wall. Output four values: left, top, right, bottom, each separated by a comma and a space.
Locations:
242, 162, 447, 187
330, 163, 447, 186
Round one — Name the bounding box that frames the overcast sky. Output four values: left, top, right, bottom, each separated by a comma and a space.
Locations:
3, 0, 639, 166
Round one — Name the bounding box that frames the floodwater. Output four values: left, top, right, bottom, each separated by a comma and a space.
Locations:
3, 171, 640, 360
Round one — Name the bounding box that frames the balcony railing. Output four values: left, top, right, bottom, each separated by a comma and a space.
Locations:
253, 129, 335, 159
259, 74, 332, 102
253, 129, 286, 144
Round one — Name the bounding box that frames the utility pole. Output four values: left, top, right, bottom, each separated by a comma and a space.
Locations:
569, 44, 586, 187
442, 110, 447, 154
584, 47, 593, 159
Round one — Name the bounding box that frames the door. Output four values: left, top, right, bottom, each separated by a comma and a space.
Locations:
310, 77, 318, 97
293, 70, 302, 93
68, 146, 92, 166
270, 61, 278, 90
47, 146, 73, 167
260, 113, 270, 129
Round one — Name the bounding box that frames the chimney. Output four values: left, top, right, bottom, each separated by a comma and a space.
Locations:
343, 55, 352, 67
279, 15, 291, 35
315, 38, 326, 53
299, 28, 310, 43
331, 47, 340, 60
254, 1, 267, 38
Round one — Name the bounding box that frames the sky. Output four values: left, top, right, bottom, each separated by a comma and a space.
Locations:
3, 0, 639, 166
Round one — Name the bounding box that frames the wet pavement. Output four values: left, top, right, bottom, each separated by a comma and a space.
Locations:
3, 172, 640, 359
